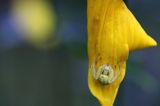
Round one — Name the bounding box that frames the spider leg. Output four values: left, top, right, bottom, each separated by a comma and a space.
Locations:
108, 62, 123, 84
91, 63, 97, 79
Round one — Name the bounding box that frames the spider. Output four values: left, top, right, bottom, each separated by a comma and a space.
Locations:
91, 59, 123, 85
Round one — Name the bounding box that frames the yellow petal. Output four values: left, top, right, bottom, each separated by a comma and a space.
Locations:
87, 0, 157, 106
88, 44, 129, 106
118, 2, 157, 51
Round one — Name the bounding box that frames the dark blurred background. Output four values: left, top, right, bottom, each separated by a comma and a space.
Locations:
0, 0, 159, 106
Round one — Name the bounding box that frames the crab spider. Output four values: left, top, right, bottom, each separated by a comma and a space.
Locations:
91, 59, 123, 85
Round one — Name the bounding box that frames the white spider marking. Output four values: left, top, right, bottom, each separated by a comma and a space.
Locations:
91, 59, 123, 85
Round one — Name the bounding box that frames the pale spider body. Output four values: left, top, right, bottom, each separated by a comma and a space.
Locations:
91, 60, 122, 85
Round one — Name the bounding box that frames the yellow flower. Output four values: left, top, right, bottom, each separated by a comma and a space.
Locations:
87, 0, 157, 106
12, 0, 57, 48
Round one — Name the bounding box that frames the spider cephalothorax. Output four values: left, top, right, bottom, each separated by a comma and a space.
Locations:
91, 60, 122, 85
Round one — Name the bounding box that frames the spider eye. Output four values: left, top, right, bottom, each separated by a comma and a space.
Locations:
102, 69, 108, 75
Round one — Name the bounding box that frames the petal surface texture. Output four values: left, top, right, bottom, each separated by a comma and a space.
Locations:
87, 0, 157, 106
